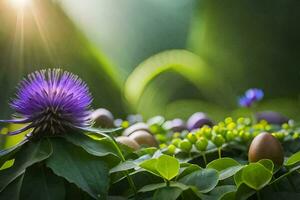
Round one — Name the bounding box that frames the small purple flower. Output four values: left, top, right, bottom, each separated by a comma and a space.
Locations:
239, 88, 264, 107
1, 69, 93, 137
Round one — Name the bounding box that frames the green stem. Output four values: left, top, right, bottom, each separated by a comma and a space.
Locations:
250, 106, 257, 124
109, 135, 137, 197
202, 152, 207, 166
166, 179, 170, 187
218, 148, 222, 159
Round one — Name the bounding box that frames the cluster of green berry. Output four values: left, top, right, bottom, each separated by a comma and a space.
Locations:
155, 117, 298, 157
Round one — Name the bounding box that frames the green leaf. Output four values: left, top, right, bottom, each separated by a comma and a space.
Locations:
0, 174, 24, 200
64, 131, 118, 157
285, 151, 300, 166
46, 138, 109, 199
258, 159, 274, 172
241, 163, 272, 190
139, 158, 160, 177
110, 161, 137, 174
0, 159, 15, 170
139, 182, 188, 193
124, 50, 235, 108
138, 182, 166, 193
0, 139, 27, 167
20, 164, 65, 200
207, 157, 243, 180
234, 169, 243, 187
156, 155, 180, 180
0, 139, 52, 192
178, 164, 202, 179
179, 169, 219, 193
153, 186, 183, 200
199, 185, 237, 200
235, 183, 256, 200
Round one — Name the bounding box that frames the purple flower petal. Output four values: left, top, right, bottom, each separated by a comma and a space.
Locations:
2, 69, 93, 137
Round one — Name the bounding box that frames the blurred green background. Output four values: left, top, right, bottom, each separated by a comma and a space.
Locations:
1, 0, 300, 122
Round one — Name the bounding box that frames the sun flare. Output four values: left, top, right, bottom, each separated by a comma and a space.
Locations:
10, 0, 31, 9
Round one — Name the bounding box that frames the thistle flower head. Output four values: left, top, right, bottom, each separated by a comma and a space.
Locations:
2, 69, 93, 137
239, 88, 264, 108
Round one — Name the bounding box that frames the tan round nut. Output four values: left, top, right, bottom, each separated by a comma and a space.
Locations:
116, 136, 140, 151
123, 122, 149, 136
129, 130, 158, 147
90, 108, 114, 128
248, 132, 284, 165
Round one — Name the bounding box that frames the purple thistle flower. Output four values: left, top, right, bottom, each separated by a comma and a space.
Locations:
1, 69, 93, 137
238, 88, 264, 108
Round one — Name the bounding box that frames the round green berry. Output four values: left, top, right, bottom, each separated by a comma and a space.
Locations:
241, 131, 251, 142
179, 139, 192, 152
166, 144, 177, 155
225, 130, 235, 141
172, 132, 181, 138
195, 137, 208, 151
187, 132, 197, 144
155, 134, 167, 143
159, 143, 167, 149
171, 138, 182, 147
212, 134, 225, 147
225, 117, 233, 124
121, 121, 130, 128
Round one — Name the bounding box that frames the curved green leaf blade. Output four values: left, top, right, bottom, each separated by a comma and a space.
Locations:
156, 155, 180, 181
199, 185, 237, 200
178, 164, 202, 179
139, 158, 160, 177
124, 50, 235, 108
179, 169, 219, 193
0, 174, 24, 200
207, 157, 243, 180
153, 186, 183, 200
64, 131, 118, 157
258, 159, 274, 172
46, 138, 109, 199
235, 183, 256, 200
0, 139, 27, 167
242, 163, 272, 190
139, 182, 188, 193
285, 151, 300, 166
110, 161, 137, 174
0, 139, 52, 192
234, 169, 243, 187
20, 164, 65, 200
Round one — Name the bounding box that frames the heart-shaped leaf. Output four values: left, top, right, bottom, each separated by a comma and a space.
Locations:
179, 168, 219, 193
139, 158, 160, 176
156, 155, 180, 180
241, 163, 272, 190
207, 157, 243, 180
258, 159, 274, 172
